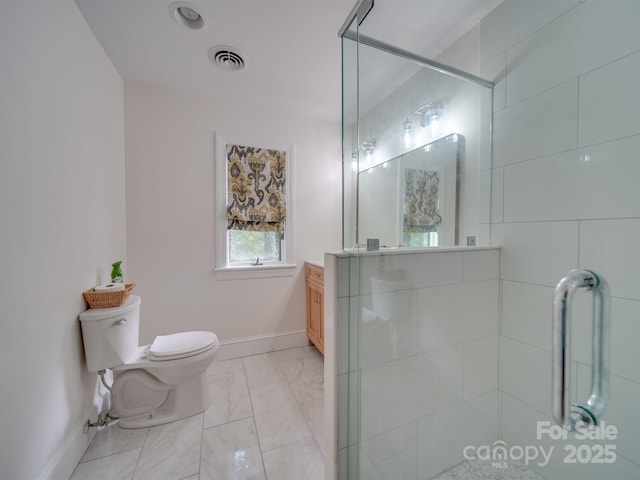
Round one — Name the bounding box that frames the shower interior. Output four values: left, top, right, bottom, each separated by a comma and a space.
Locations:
338, 2, 534, 479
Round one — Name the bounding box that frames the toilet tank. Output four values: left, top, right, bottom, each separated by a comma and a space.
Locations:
79, 295, 141, 372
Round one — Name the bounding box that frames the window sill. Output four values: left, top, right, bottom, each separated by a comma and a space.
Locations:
214, 263, 297, 281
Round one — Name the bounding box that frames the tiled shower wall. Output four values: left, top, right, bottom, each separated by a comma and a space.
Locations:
334, 248, 501, 479
483, 1, 640, 478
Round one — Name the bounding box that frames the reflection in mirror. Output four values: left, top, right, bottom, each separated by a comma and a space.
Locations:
357, 133, 462, 247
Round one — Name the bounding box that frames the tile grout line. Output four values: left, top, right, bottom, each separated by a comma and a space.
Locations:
242, 355, 270, 479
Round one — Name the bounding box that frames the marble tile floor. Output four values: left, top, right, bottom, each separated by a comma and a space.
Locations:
70, 345, 325, 480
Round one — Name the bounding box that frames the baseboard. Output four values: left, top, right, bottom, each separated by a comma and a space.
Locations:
215, 330, 308, 361
38, 406, 98, 480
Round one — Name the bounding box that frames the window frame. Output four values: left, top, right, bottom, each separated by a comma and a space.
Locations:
214, 132, 296, 280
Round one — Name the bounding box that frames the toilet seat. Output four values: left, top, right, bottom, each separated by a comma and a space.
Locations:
147, 331, 218, 361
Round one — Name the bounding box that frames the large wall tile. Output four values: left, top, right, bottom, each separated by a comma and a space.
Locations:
347, 370, 360, 447
463, 249, 499, 282
502, 280, 553, 352
336, 297, 349, 376
493, 81, 578, 167
479, 0, 579, 65
500, 392, 552, 451
358, 289, 417, 368
337, 374, 348, 450
417, 392, 499, 479
506, 1, 640, 105
579, 51, 640, 147
478, 222, 491, 246
480, 52, 506, 113
433, 346, 464, 411
360, 357, 436, 439
463, 335, 498, 400
417, 280, 499, 352
490, 167, 504, 224
500, 337, 551, 416
580, 219, 640, 301
361, 423, 417, 480
577, 366, 640, 468
572, 288, 640, 384
503, 150, 577, 222
500, 393, 640, 480
479, 169, 491, 225
358, 251, 463, 295
504, 136, 640, 222
492, 221, 579, 287
335, 256, 359, 298
608, 297, 640, 385
480, 113, 493, 171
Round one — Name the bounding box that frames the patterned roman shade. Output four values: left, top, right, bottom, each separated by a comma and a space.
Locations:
226, 144, 286, 232
403, 167, 442, 233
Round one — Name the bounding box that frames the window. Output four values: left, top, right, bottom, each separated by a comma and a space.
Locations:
228, 230, 281, 264
215, 134, 295, 280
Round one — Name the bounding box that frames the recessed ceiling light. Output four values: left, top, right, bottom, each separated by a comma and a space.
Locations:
169, 2, 205, 30
208, 46, 248, 72
178, 6, 200, 22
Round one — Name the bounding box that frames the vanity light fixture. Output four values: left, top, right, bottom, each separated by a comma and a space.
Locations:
403, 119, 413, 148
361, 140, 376, 156
351, 141, 376, 171
362, 141, 376, 171
402, 100, 445, 142
418, 101, 444, 130
361, 141, 376, 167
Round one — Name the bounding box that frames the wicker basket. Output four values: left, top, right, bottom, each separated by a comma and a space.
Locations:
83, 283, 136, 309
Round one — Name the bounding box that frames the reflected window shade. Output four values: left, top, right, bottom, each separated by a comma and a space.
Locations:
403, 168, 441, 233
226, 144, 286, 232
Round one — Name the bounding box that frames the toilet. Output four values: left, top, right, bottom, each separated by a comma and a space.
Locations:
79, 295, 219, 428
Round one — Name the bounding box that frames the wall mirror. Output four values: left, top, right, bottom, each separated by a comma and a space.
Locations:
357, 133, 462, 248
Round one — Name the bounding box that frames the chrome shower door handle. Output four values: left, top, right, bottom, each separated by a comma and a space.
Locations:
552, 269, 610, 430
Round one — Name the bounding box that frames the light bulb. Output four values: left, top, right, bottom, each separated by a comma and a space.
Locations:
403, 119, 413, 148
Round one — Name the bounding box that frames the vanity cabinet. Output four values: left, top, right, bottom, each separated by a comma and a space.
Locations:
305, 262, 324, 355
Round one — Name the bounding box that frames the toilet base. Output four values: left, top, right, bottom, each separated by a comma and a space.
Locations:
113, 367, 212, 429
118, 408, 202, 429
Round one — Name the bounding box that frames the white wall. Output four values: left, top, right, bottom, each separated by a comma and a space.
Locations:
0, 1, 126, 478
483, 1, 640, 477
124, 83, 342, 347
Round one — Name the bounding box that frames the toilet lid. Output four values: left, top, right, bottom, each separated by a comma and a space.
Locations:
148, 331, 218, 361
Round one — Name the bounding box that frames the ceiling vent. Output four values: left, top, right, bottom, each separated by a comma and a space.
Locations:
208, 46, 247, 72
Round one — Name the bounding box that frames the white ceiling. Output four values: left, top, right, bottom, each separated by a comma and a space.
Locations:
76, 0, 500, 123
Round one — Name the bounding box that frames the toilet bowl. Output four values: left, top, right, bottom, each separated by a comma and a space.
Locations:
79, 295, 219, 428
